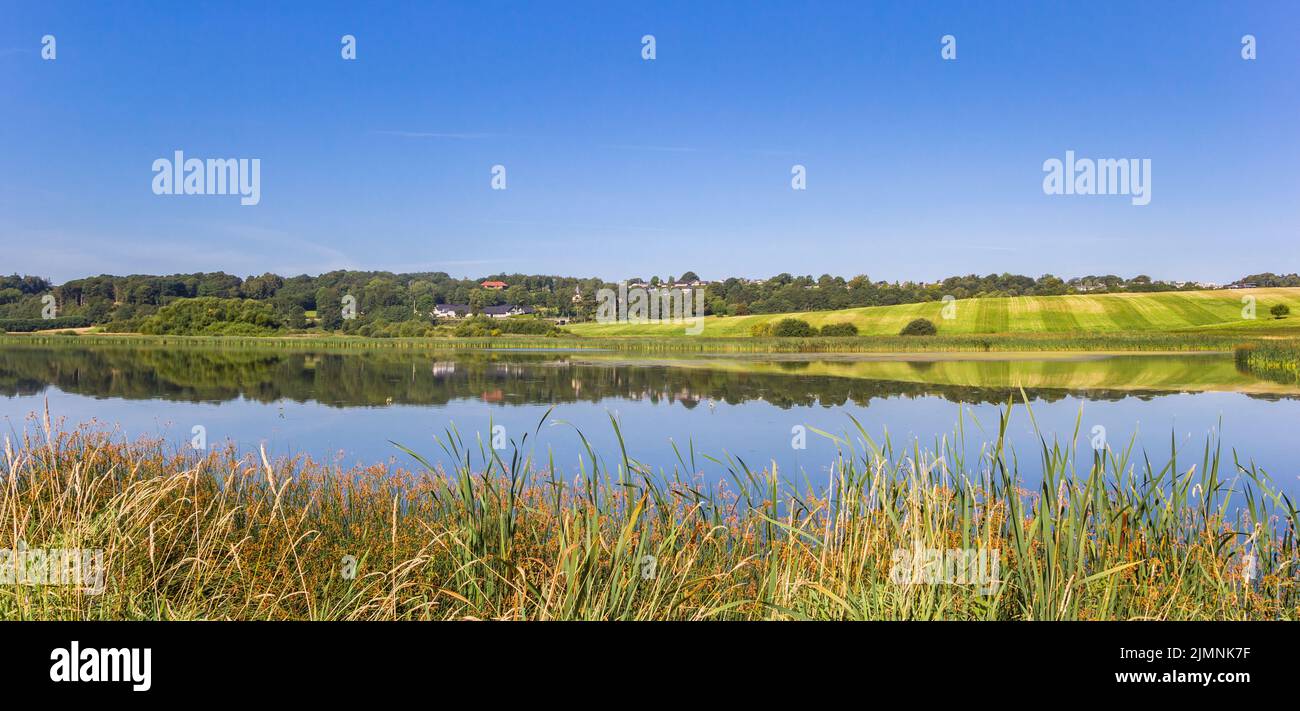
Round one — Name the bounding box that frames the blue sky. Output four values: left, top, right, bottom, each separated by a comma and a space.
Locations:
1, 1, 1296, 283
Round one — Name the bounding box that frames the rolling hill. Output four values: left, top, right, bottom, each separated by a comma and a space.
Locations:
567, 288, 1300, 337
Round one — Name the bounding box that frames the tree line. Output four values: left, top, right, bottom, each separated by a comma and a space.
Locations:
0, 270, 1293, 334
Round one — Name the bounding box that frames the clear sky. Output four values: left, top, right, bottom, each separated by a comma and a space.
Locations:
1, 1, 1296, 284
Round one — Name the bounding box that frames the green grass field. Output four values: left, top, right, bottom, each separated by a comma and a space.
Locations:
568, 288, 1300, 337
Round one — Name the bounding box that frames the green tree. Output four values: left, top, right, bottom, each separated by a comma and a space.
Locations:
770, 318, 815, 337
139, 297, 282, 335
819, 322, 858, 336
315, 288, 344, 330
899, 318, 937, 336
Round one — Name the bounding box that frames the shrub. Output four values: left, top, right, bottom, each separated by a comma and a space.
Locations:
0, 315, 93, 332
1270, 303, 1290, 319
454, 316, 557, 337
749, 322, 772, 337
770, 318, 816, 337
899, 318, 937, 336
357, 319, 439, 338
819, 322, 858, 337
138, 297, 282, 336
493, 317, 556, 335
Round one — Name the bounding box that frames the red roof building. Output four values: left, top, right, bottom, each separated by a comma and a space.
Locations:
481, 280, 507, 290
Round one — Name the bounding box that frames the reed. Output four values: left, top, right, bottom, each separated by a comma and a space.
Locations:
1, 402, 1295, 620
5, 331, 1294, 355
1235, 341, 1300, 386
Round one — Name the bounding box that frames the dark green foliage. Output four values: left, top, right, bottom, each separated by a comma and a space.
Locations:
899, 318, 938, 336
0, 316, 93, 332
139, 297, 282, 335
769, 318, 816, 337
819, 322, 858, 337
355, 320, 437, 338
453, 317, 558, 337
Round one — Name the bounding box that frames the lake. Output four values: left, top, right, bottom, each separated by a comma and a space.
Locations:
2, 343, 1298, 494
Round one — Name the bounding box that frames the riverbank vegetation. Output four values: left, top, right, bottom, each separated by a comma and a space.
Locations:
1235, 341, 1300, 386
2, 408, 1293, 620
6, 330, 1299, 355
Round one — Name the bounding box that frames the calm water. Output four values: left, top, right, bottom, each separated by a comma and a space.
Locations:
2, 343, 1298, 493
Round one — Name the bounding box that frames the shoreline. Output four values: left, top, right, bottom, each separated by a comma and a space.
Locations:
1, 330, 1292, 356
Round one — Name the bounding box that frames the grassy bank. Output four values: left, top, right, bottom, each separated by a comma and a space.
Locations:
2, 408, 1294, 620
5, 330, 1299, 355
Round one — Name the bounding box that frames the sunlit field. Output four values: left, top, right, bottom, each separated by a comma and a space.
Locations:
568, 288, 1300, 337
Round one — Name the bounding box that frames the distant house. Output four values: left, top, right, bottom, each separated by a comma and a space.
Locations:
481, 280, 507, 290
482, 304, 535, 319
432, 303, 471, 319
433, 303, 534, 319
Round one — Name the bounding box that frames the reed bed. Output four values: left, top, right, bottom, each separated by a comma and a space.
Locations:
1, 403, 1295, 621
1235, 342, 1300, 386
4, 331, 1291, 355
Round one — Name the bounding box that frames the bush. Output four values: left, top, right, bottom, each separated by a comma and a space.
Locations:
750, 322, 772, 337
899, 318, 937, 336
138, 297, 282, 336
819, 322, 858, 337
357, 319, 439, 338
0, 316, 93, 332
1270, 304, 1291, 319
453, 316, 558, 337
102, 317, 147, 333
492, 317, 557, 335
770, 318, 816, 337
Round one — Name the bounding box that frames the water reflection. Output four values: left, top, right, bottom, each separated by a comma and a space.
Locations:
1, 343, 1296, 408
